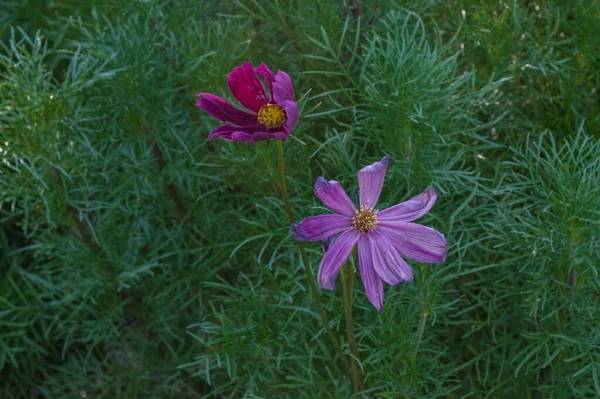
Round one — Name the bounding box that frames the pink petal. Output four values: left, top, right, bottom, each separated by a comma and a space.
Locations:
357, 156, 389, 208
368, 231, 413, 285
254, 62, 275, 101
208, 123, 264, 141
317, 229, 359, 290
282, 100, 298, 134
358, 234, 384, 312
292, 214, 352, 242
227, 62, 269, 113
244, 130, 289, 145
314, 178, 357, 217
377, 223, 448, 264
273, 70, 295, 103
196, 93, 258, 125
230, 132, 252, 142
378, 188, 438, 224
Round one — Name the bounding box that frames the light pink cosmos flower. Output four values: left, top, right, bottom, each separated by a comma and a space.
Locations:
292, 156, 448, 312
195, 62, 298, 145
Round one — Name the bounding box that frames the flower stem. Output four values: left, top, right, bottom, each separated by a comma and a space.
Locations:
340, 267, 358, 392
348, 258, 359, 358
275, 140, 349, 372
567, 266, 577, 287
340, 262, 365, 393
349, 255, 366, 393
141, 119, 187, 220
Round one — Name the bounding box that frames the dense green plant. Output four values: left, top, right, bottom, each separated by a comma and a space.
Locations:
1, 0, 598, 398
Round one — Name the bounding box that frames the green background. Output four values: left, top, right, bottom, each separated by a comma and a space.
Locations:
1, 1, 599, 397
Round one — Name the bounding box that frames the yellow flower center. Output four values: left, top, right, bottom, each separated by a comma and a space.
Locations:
352, 206, 378, 233
257, 104, 287, 128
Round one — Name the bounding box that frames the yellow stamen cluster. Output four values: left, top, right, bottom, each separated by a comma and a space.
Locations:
257, 104, 287, 128
352, 206, 378, 233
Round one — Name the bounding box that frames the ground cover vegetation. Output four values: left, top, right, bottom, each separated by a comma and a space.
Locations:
1, 0, 599, 397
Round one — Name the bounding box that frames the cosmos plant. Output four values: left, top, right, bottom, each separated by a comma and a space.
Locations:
195, 63, 448, 393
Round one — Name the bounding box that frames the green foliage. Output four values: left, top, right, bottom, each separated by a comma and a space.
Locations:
1, 0, 599, 398
487, 129, 600, 397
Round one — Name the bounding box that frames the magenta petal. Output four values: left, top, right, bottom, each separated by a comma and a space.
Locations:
208, 123, 263, 141
282, 100, 298, 134
227, 62, 269, 113
254, 63, 275, 101
292, 214, 352, 242
314, 178, 357, 217
358, 234, 384, 312
245, 130, 289, 145
378, 188, 438, 224
377, 223, 448, 263
230, 131, 252, 142
273, 70, 295, 103
358, 156, 389, 208
196, 93, 258, 125
317, 229, 359, 290
369, 231, 414, 285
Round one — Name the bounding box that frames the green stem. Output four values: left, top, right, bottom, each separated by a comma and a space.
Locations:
340, 267, 360, 393
567, 266, 577, 288
348, 261, 358, 356
275, 141, 349, 373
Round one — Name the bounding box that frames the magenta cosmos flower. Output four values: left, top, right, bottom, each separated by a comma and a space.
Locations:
292, 156, 448, 312
195, 62, 298, 144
